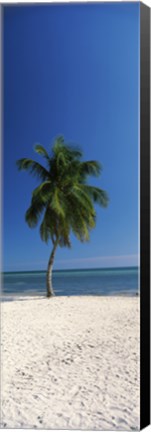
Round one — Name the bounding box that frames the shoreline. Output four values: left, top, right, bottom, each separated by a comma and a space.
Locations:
1, 296, 140, 430
1, 292, 139, 303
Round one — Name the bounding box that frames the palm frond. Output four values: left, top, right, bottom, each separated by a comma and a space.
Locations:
53, 137, 82, 161
34, 144, 50, 161
16, 158, 49, 181
70, 211, 90, 242
25, 199, 45, 228
65, 194, 96, 242
40, 207, 56, 243
63, 144, 82, 160
56, 150, 68, 170
53, 136, 65, 155
32, 181, 52, 202
40, 216, 49, 243
50, 188, 65, 218
82, 185, 109, 207
79, 161, 102, 178
59, 220, 71, 248
69, 185, 95, 213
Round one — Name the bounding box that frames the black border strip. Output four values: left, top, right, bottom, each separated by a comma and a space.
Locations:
140, 2, 150, 430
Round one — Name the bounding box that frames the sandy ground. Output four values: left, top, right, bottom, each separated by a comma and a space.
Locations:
1, 296, 140, 430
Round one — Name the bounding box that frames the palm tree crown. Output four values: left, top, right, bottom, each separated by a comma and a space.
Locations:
17, 136, 109, 296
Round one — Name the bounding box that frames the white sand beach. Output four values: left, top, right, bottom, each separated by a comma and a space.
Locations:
1, 296, 140, 430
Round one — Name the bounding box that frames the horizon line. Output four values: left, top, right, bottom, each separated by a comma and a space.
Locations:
2, 265, 139, 274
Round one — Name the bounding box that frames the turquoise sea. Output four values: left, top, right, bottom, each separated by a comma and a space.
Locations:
2, 267, 139, 301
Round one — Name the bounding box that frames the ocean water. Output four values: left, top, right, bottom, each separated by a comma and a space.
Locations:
1, 267, 139, 301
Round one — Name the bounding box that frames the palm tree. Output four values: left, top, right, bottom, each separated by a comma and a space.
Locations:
17, 136, 108, 297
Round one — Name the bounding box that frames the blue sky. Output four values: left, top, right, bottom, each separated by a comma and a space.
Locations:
3, 3, 140, 271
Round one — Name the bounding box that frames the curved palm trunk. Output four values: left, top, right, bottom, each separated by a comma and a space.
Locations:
46, 241, 58, 297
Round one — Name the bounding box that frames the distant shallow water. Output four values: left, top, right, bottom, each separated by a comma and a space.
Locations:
1, 267, 139, 301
